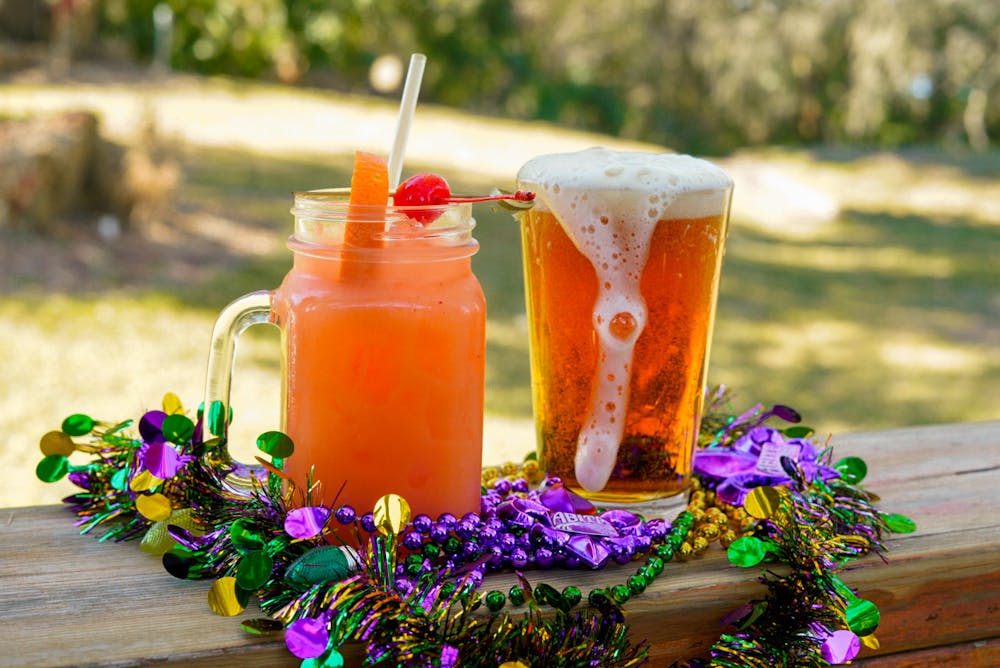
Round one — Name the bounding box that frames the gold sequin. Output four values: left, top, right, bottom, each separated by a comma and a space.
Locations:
208, 577, 245, 617
39, 431, 75, 457
744, 486, 782, 519
373, 493, 411, 536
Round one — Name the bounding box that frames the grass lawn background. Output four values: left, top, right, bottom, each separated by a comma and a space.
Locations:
2, 75, 998, 507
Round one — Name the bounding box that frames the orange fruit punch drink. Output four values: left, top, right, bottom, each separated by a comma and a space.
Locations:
517, 148, 732, 503
276, 191, 486, 523
274, 188, 486, 518
204, 153, 486, 528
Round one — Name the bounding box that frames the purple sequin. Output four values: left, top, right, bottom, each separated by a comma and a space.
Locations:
820, 629, 861, 664
284, 506, 330, 540
139, 410, 167, 445
285, 617, 329, 659
142, 441, 185, 479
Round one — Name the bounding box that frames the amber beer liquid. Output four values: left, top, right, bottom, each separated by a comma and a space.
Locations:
517, 148, 732, 503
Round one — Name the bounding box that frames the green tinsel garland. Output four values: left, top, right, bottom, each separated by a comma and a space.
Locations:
35, 389, 915, 667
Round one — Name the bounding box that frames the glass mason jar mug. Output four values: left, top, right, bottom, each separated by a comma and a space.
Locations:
203, 190, 486, 522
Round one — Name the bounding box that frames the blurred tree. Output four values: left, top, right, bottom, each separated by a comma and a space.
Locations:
93, 0, 999, 152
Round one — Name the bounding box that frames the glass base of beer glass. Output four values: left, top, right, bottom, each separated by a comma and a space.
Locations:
571, 479, 691, 506
586, 487, 691, 514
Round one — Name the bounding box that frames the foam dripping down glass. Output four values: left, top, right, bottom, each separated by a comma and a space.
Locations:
516, 148, 733, 503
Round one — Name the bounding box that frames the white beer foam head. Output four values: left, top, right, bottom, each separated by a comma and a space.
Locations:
517, 147, 732, 220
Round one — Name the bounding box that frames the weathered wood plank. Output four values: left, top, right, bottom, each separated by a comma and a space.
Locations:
857, 637, 1000, 667
1, 421, 998, 667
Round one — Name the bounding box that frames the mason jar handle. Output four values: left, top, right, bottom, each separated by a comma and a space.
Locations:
202, 290, 274, 479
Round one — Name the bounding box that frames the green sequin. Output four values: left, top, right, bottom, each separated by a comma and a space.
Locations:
835, 456, 868, 484
256, 430, 294, 458
36, 454, 70, 483
110, 467, 129, 491
882, 513, 916, 534
646, 556, 664, 575
207, 400, 228, 437
236, 550, 274, 590
627, 574, 647, 595
728, 536, 768, 567
162, 414, 195, 444
230, 518, 266, 552
846, 598, 880, 636
61, 413, 94, 437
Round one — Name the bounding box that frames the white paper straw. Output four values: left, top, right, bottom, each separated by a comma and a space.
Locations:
387, 53, 427, 193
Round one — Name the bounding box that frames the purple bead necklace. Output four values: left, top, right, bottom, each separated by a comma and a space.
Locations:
331, 476, 696, 614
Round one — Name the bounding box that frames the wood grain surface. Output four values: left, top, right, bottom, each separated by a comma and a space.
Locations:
2, 421, 998, 667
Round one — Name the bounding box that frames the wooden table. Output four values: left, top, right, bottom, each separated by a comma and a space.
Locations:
3, 422, 999, 667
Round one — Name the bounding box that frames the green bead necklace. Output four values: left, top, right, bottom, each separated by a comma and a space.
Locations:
481, 510, 695, 614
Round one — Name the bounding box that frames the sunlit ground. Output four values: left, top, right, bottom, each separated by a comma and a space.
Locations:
2, 77, 998, 507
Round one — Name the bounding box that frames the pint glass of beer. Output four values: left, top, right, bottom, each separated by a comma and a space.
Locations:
517, 148, 732, 503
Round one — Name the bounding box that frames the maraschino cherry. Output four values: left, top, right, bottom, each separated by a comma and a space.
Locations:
394, 173, 534, 224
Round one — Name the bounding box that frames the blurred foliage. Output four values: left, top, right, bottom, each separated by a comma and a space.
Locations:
98, 0, 999, 153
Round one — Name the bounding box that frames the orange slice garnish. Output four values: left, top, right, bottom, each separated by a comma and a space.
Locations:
345, 150, 389, 248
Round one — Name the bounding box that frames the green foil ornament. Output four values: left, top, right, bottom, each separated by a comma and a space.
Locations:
241, 618, 285, 635
236, 550, 274, 591
36, 454, 70, 483
846, 597, 881, 636
230, 518, 266, 552
257, 431, 294, 459
162, 414, 195, 444
835, 456, 868, 484
727, 536, 768, 567
883, 513, 916, 534
61, 413, 94, 437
